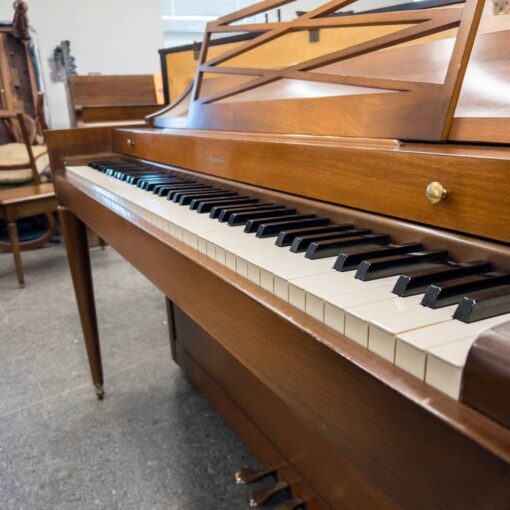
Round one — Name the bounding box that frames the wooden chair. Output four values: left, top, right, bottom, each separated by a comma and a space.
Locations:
0, 101, 57, 288
0, 95, 51, 186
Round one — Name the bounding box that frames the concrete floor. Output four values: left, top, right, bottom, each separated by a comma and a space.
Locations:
0, 243, 283, 509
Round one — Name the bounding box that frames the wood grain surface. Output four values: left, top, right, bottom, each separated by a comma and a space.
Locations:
113, 128, 510, 243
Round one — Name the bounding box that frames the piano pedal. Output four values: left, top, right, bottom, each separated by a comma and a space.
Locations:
95, 384, 105, 400
234, 466, 276, 485
276, 497, 306, 510
249, 480, 289, 507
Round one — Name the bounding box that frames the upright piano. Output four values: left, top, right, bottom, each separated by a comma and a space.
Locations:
47, 1, 510, 508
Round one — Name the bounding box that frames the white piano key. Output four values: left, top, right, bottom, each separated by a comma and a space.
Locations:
367, 303, 456, 362
288, 270, 395, 315
263, 258, 335, 296
323, 283, 396, 333
394, 313, 510, 380
344, 295, 424, 348
305, 277, 399, 321
425, 337, 477, 399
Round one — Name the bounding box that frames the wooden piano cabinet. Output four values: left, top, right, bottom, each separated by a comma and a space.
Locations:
462, 322, 510, 429
55, 173, 510, 510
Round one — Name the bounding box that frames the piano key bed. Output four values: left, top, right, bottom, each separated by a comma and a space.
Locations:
67, 160, 510, 401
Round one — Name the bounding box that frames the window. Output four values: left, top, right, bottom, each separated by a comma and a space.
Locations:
160, 0, 255, 34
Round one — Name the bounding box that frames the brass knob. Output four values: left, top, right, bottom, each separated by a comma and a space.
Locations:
127, 138, 135, 148
426, 181, 447, 204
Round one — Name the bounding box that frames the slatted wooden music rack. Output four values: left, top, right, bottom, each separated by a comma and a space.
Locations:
170, 0, 484, 140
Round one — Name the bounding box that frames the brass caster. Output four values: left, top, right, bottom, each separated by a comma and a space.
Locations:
95, 384, 105, 400
235, 466, 276, 485
249, 480, 289, 507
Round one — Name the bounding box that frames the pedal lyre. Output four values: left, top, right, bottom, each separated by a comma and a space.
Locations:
234, 466, 276, 485
249, 480, 289, 507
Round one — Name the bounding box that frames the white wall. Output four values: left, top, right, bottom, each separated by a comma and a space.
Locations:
0, 0, 164, 128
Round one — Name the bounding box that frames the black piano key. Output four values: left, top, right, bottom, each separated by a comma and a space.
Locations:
145, 179, 185, 192
119, 170, 159, 179
256, 217, 329, 238
421, 271, 510, 309
195, 197, 258, 213
168, 186, 215, 201
216, 204, 278, 222
355, 250, 449, 281
392, 260, 492, 297
115, 169, 151, 177
291, 228, 371, 253
178, 191, 237, 206
130, 174, 166, 185
454, 285, 510, 323
92, 162, 140, 172
91, 160, 134, 168
137, 177, 174, 189
123, 174, 152, 184
154, 182, 195, 195
305, 234, 390, 260
109, 166, 147, 174
171, 188, 222, 203
141, 179, 181, 191
245, 214, 315, 234
161, 184, 210, 198
275, 224, 352, 247
153, 180, 194, 193
334, 242, 424, 272
228, 208, 295, 226
115, 169, 149, 179
189, 194, 243, 211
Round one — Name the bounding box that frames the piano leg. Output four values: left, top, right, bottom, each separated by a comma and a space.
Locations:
165, 297, 177, 362
59, 206, 104, 400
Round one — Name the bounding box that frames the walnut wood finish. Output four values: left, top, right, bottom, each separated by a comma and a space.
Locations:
0, 1, 39, 144
114, 128, 510, 244
61, 149, 510, 270
165, 297, 177, 362
0, 183, 57, 287
172, 329, 328, 510
171, 0, 485, 141
67, 75, 160, 127
462, 322, 510, 429
59, 206, 104, 398
46, 126, 115, 182
158, 4, 509, 144
6, 220, 23, 286
55, 171, 510, 509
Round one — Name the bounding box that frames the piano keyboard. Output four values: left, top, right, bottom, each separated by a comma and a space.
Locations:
67, 161, 510, 401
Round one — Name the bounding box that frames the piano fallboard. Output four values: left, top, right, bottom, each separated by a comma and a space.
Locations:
113, 128, 510, 244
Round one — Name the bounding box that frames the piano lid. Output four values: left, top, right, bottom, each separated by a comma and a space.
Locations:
151, 0, 510, 144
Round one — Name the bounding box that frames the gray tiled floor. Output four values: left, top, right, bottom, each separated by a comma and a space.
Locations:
0, 243, 277, 510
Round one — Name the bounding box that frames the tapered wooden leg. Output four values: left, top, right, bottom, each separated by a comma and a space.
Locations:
165, 297, 177, 362
7, 221, 24, 288
59, 206, 104, 399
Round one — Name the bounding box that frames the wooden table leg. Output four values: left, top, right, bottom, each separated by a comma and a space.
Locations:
59, 206, 104, 399
7, 220, 25, 288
